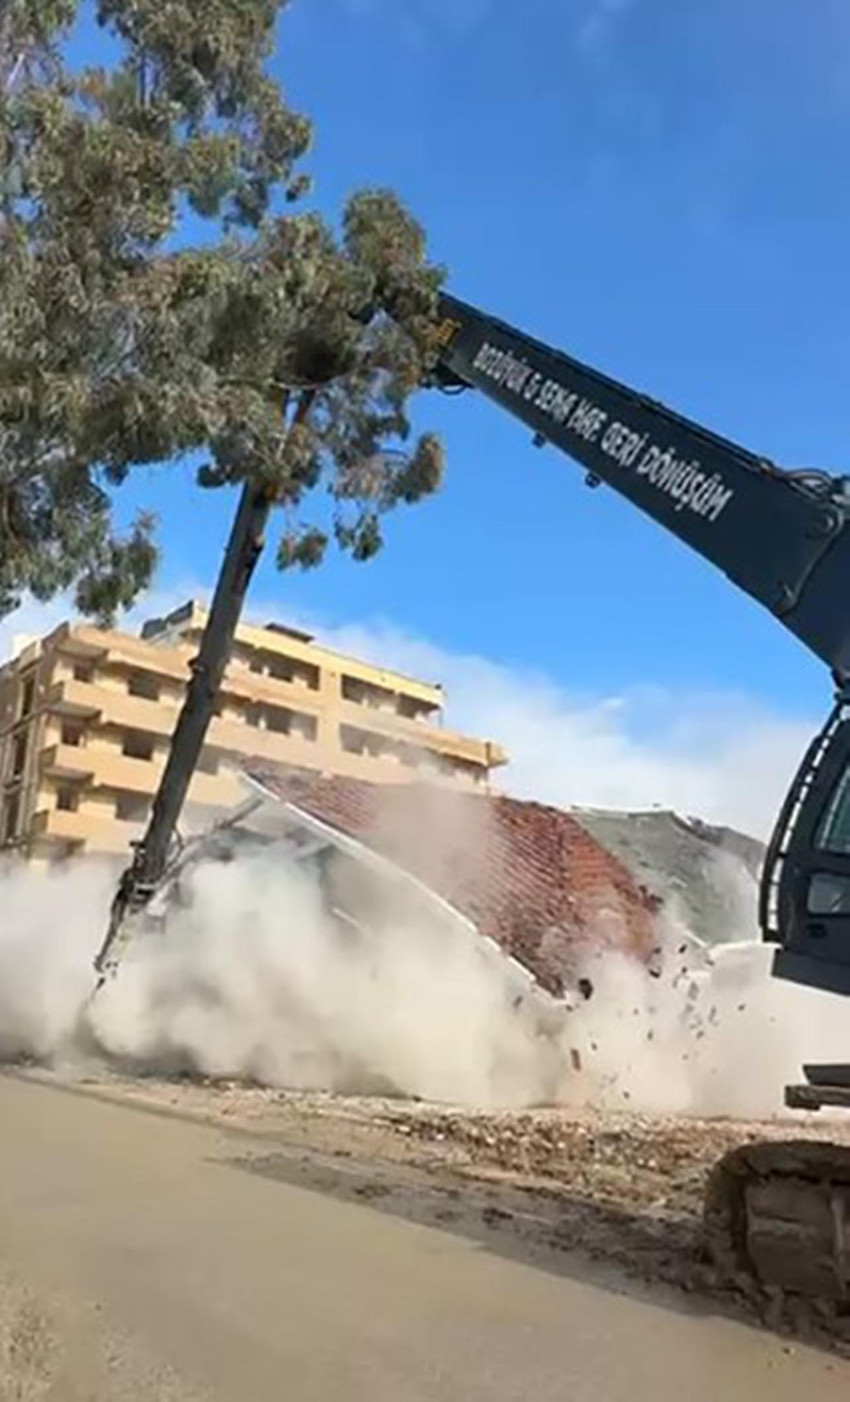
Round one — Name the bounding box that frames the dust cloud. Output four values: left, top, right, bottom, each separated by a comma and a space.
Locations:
0, 853, 564, 1107
556, 846, 849, 1119
559, 934, 850, 1118
0, 848, 847, 1118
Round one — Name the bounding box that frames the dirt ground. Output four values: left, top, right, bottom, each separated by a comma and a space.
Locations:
0, 1262, 205, 1402
4, 1070, 850, 1401
49, 1068, 850, 1345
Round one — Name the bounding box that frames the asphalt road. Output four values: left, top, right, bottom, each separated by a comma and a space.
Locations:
0, 1073, 846, 1401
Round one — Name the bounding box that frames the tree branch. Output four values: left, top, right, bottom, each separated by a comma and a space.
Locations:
5, 52, 25, 94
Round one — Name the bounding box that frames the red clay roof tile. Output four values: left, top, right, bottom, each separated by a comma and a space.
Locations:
245, 762, 660, 996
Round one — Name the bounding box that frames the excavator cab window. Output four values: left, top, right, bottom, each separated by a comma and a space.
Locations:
772, 712, 850, 995
807, 872, 850, 915
815, 766, 850, 854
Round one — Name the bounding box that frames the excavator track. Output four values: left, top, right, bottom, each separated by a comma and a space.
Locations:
704, 1140, 850, 1304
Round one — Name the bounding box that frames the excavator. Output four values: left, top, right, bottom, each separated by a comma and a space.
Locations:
95, 291, 850, 1306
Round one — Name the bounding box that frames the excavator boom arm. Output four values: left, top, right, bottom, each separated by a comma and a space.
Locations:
435, 294, 850, 679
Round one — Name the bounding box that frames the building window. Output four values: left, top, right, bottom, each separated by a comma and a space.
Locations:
399, 695, 434, 723
340, 725, 385, 757
230, 644, 255, 670
267, 655, 295, 683
73, 663, 94, 684
128, 671, 160, 701
61, 723, 84, 748
2, 791, 21, 843
342, 676, 396, 710
292, 714, 318, 743
122, 731, 155, 762
19, 675, 36, 718
56, 786, 78, 813
294, 662, 320, 691
11, 731, 28, 780
116, 794, 150, 823
265, 705, 292, 736
343, 676, 401, 714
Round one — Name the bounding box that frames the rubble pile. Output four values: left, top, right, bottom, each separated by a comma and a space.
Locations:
379, 1103, 792, 1214
109, 1073, 850, 1232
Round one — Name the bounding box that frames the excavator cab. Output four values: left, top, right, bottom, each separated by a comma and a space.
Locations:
760, 699, 850, 1108
764, 700, 850, 995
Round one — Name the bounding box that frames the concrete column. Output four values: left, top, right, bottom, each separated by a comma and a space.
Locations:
317, 666, 341, 769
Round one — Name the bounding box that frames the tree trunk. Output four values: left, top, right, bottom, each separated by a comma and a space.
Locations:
136, 478, 273, 888
93, 479, 271, 975
93, 391, 315, 980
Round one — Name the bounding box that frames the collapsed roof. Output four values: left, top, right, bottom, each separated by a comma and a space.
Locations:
572, 809, 764, 948
235, 763, 661, 997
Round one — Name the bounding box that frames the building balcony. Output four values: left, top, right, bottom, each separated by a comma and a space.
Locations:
47, 680, 180, 736
49, 625, 109, 664
55, 626, 322, 714
207, 716, 325, 771
47, 663, 325, 734
39, 743, 247, 808
40, 743, 96, 782
30, 806, 135, 853
222, 668, 323, 714
45, 678, 103, 721
334, 698, 508, 770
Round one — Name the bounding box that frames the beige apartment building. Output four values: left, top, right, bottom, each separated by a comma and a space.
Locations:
0, 600, 507, 863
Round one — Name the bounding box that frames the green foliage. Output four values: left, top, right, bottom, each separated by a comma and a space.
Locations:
0, 0, 445, 621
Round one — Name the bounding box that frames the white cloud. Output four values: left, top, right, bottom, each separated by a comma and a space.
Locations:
306, 618, 814, 840
1, 591, 816, 840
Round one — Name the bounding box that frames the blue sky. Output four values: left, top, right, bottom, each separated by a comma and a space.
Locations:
21, 0, 850, 831
114, 0, 848, 711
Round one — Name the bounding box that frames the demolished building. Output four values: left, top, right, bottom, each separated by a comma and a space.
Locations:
100, 767, 762, 1102
221, 763, 661, 994
112, 763, 763, 1011
125, 764, 663, 1100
